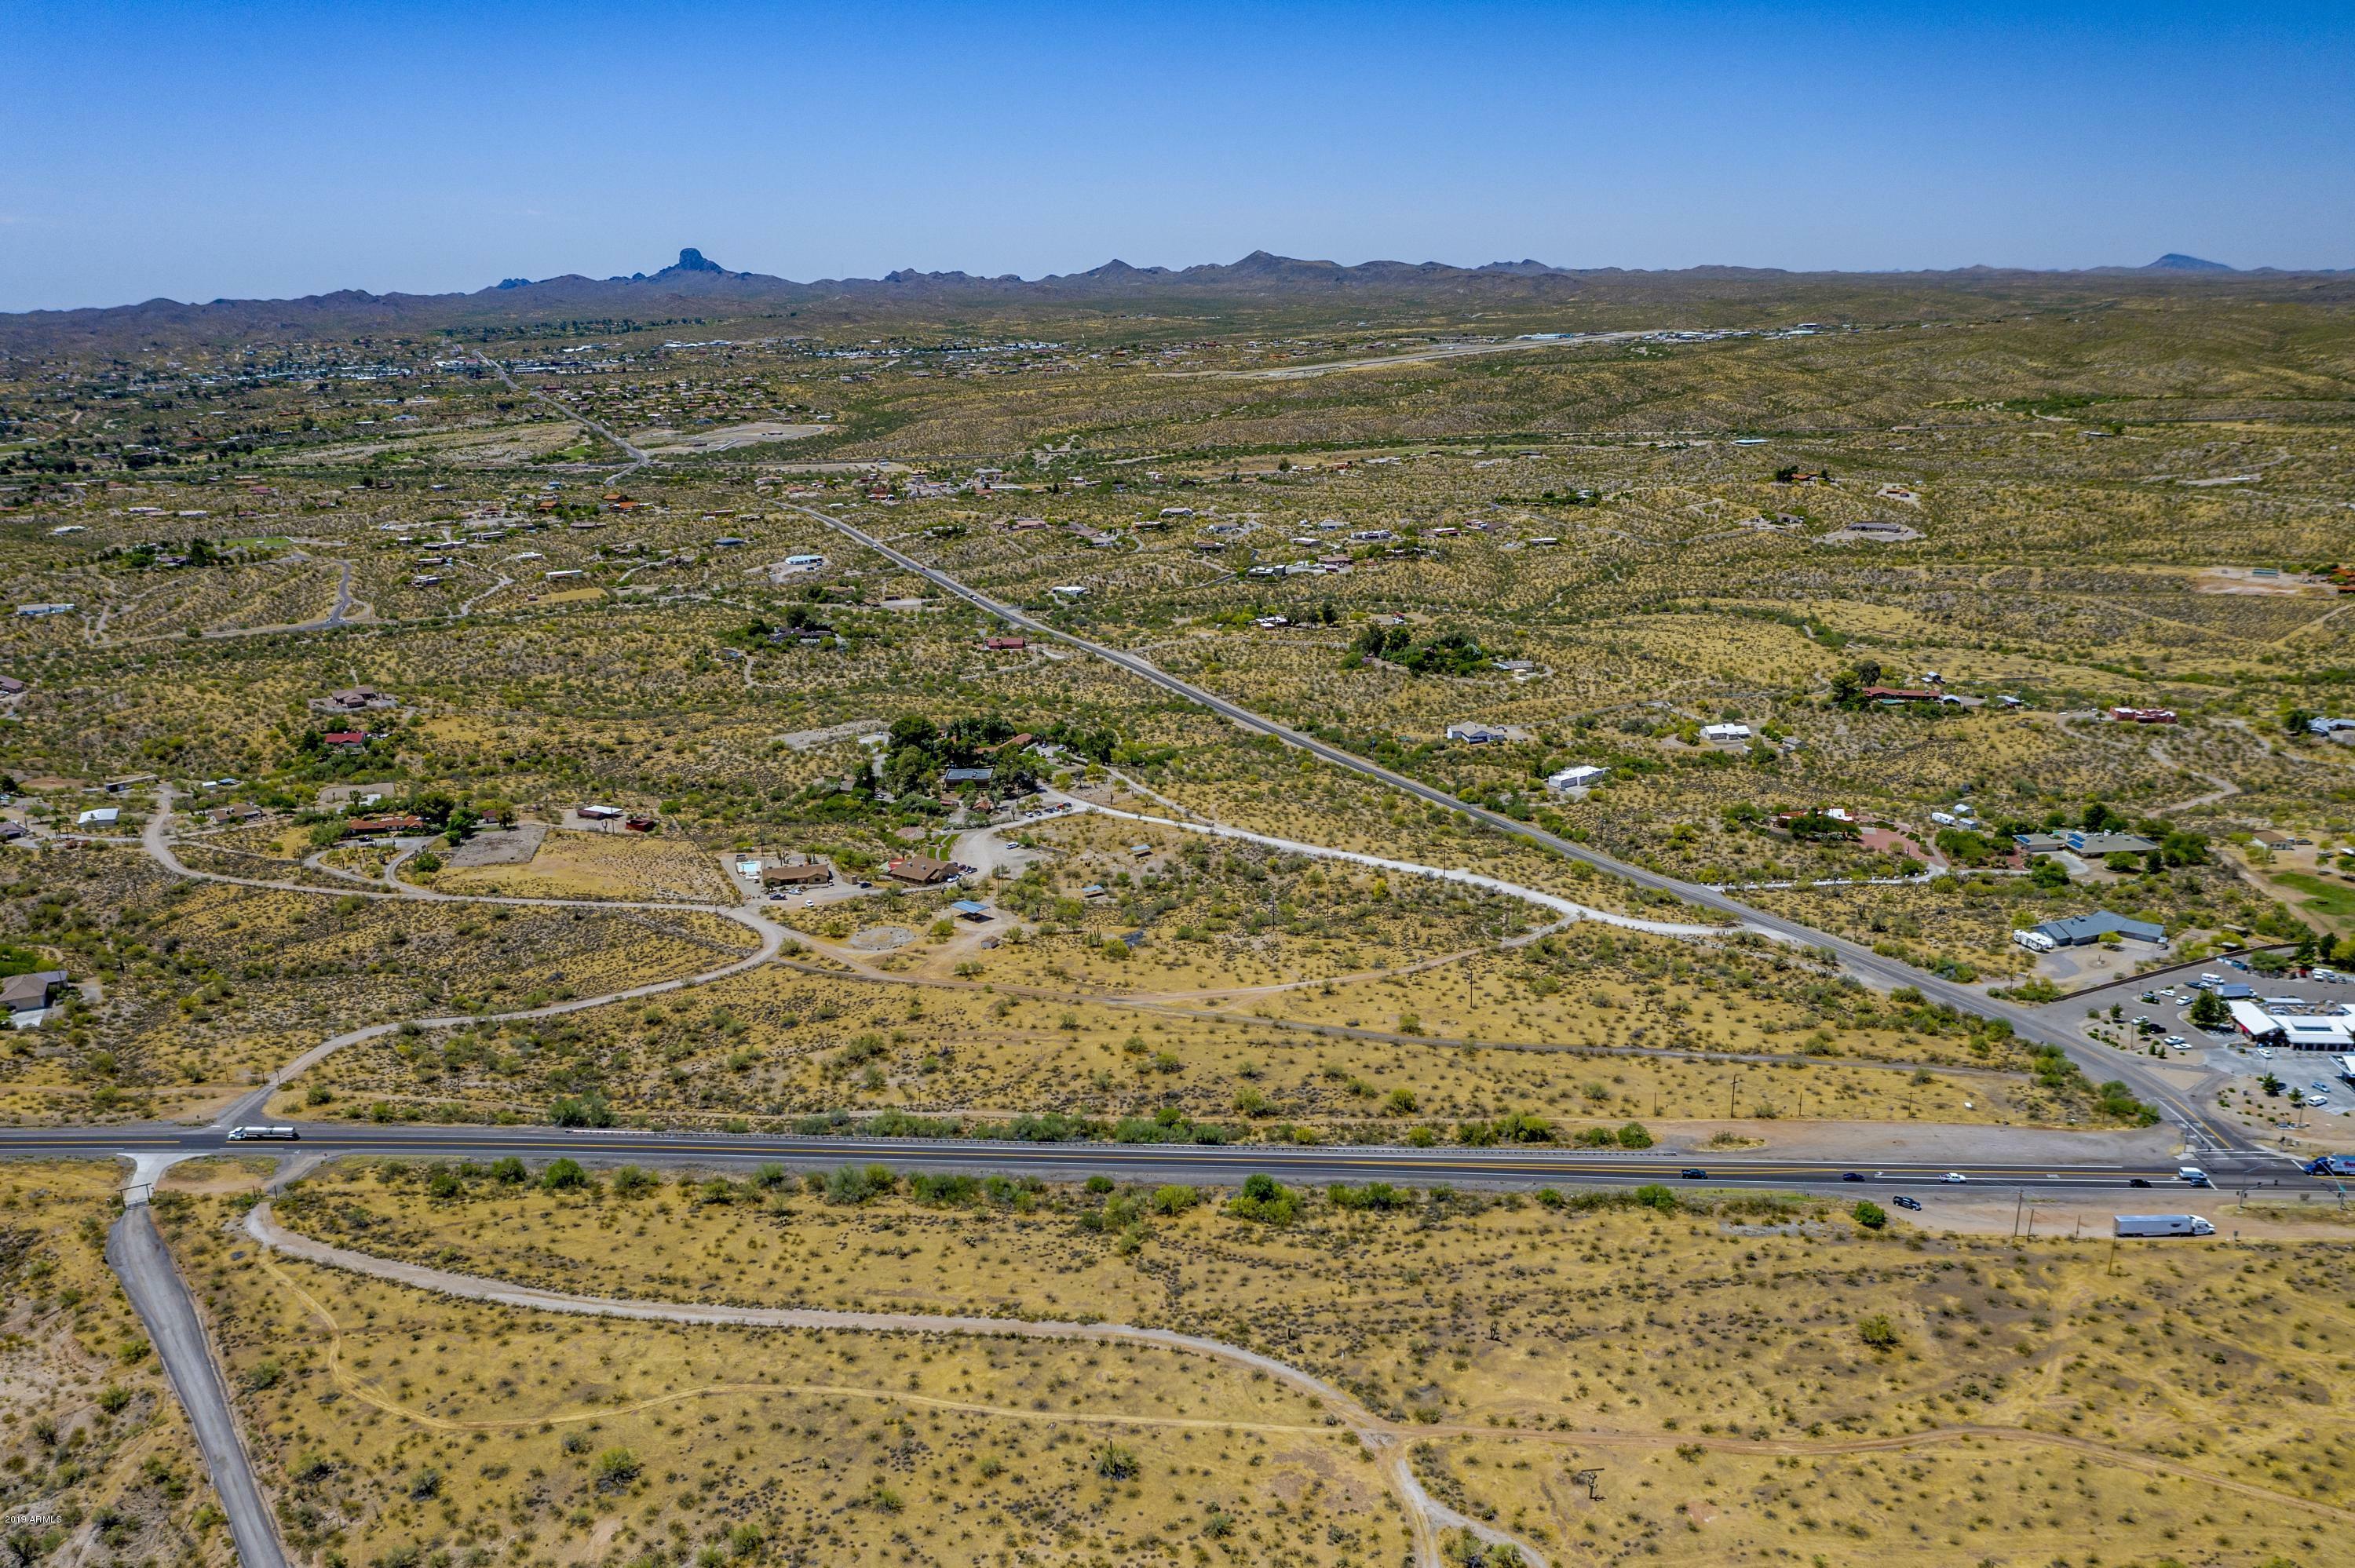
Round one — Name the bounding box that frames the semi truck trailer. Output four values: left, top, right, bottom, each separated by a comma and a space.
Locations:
2114, 1214, 2214, 1238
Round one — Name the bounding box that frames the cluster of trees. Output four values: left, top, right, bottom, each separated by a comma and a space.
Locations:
881, 713, 1040, 797
1344, 625, 1497, 676
103, 537, 233, 570
291, 725, 403, 782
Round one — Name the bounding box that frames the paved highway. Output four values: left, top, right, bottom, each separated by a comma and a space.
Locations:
782, 501, 2259, 1160
0, 1122, 2281, 1192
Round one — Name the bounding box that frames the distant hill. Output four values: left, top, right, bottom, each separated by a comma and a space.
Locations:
4, 246, 2348, 356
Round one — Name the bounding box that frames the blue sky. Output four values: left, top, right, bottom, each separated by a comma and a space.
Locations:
2, 1, 2350, 311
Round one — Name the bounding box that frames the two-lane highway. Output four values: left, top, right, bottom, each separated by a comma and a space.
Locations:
0, 1121, 2284, 1194
781, 501, 2256, 1159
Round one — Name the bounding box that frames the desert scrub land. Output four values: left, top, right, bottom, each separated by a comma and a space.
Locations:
166, 1196, 1395, 1568
0, 853, 757, 1123
277, 922, 2091, 1136
938, 809, 1551, 995
251, 1161, 2355, 1566
0, 1164, 229, 1566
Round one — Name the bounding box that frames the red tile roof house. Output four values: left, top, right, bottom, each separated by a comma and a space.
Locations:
984, 636, 1028, 651
321, 731, 370, 749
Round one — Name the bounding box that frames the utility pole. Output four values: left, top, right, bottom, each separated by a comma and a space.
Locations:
2011, 1189, 2024, 1239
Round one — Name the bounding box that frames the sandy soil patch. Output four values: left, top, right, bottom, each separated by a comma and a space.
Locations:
630, 420, 832, 454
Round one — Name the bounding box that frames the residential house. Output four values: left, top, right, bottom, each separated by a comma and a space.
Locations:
2109, 706, 2178, 724
1446, 723, 1506, 745
2254, 829, 2311, 850
76, 808, 119, 827
320, 731, 370, 751
983, 636, 1028, 651
883, 855, 959, 886
1, 969, 68, 1019
2031, 910, 2166, 947
1546, 764, 1608, 793
319, 686, 396, 713
341, 813, 427, 837
761, 862, 832, 889
0, 676, 25, 695
1700, 723, 1753, 743
2064, 830, 2160, 855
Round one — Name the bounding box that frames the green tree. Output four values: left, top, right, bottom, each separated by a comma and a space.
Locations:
2188, 987, 2229, 1030
1852, 1200, 1888, 1230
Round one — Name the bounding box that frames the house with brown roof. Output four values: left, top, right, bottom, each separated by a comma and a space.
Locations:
315, 686, 396, 713
2, 969, 68, 1017
761, 862, 832, 888
341, 813, 426, 837
883, 855, 959, 886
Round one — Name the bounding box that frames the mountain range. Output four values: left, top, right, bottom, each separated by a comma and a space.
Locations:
4, 248, 2343, 355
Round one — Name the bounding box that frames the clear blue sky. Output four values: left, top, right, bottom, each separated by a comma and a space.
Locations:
3, 1, 2350, 311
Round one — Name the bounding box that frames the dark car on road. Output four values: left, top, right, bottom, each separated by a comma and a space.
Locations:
1680, 1168, 1707, 1180
1840, 1171, 1865, 1181
2128, 1177, 2152, 1187
1893, 1194, 1922, 1211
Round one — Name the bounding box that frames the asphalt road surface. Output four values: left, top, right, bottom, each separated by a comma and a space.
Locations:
3, 1122, 2285, 1191
108, 1205, 290, 1568
781, 501, 2257, 1160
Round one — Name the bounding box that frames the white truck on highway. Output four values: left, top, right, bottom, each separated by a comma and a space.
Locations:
2115, 1214, 2214, 1238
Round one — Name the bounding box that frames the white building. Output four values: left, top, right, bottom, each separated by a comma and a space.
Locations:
1547, 764, 1608, 794
77, 808, 119, 827
1700, 723, 1753, 743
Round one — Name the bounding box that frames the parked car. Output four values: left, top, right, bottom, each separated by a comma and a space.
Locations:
2164, 1036, 2188, 1048
1893, 1194, 1922, 1211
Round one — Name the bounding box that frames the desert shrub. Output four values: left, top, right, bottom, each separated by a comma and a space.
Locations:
593, 1447, 641, 1491
1147, 1183, 1199, 1216
825, 1163, 895, 1205
539, 1158, 589, 1191
1225, 1172, 1302, 1223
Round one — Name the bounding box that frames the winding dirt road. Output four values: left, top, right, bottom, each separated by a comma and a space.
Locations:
245, 1202, 1540, 1567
